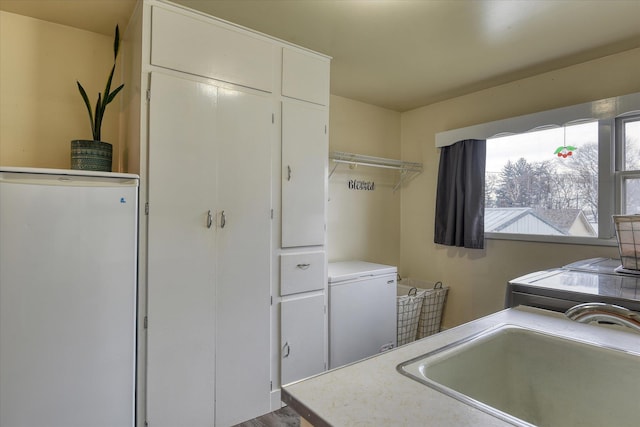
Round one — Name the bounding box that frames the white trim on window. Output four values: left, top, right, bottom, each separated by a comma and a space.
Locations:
599, 118, 615, 239
484, 232, 618, 247
435, 92, 640, 148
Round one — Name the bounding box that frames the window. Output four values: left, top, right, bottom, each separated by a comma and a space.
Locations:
485, 122, 599, 238
617, 115, 640, 214
435, 92, 640, 245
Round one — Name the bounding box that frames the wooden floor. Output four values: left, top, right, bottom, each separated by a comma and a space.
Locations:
233, 406, 301, 427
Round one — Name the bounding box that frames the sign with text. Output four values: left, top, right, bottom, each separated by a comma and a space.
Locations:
348, 179, 375, 191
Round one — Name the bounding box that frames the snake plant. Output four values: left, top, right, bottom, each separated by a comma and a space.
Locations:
76, 25, 124, 142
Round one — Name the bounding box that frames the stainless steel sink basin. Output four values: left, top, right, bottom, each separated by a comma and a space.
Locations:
397, 324, 640, 427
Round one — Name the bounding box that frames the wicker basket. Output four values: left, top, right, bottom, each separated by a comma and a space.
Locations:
613, 215, 640, 270
417, 282, 449, 339
396, 287, 425, 346
397, 279, 449, 345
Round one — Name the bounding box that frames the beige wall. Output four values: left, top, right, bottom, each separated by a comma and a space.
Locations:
328, 95, 401, 266
0, 11, 123, 170
4, 9, 638, 330
401, 48, 640, 329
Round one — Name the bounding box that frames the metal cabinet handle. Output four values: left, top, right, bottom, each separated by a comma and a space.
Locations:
282, 342, 290, 358
220, 210, 226, 229
296, 263, 311, 269
287, 165, 292, 181
207, 210, 213, 229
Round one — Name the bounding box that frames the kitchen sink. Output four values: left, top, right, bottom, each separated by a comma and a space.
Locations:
397, 324, 640, 427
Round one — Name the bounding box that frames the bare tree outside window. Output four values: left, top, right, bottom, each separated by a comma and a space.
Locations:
485, 122, 599, 236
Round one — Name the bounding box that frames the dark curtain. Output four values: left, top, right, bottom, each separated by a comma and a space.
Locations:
434, 139, 486, 249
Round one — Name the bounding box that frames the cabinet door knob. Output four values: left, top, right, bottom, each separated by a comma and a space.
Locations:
287, 165, 292, 181
296, 263, 310, 269
220, 210, 226, 228
207, 210, 213, 229
282, 342, 290, 358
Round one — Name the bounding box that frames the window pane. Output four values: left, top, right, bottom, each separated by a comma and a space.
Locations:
624, 120, 640, 171
623, 177, 640, 214
485, 122, 598, 237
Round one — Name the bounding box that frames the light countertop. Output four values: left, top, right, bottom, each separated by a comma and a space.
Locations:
282, 306, 640, 427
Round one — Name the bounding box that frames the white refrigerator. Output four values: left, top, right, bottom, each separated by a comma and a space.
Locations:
0, 167, 138, 427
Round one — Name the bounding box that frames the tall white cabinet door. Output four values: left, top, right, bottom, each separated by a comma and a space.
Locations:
215, 88, 274, 426
146, 72, 217, 427
282, 102, 328, 247
281, 295, 325, 385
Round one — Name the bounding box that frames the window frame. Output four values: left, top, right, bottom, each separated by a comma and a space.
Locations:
615, 114, 640, 216
435, 92, 640, 246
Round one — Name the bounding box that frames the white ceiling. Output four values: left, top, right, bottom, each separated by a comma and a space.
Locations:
2, 0, 639, 112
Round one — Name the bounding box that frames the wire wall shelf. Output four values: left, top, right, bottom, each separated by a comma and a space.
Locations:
329, 151, 423, 192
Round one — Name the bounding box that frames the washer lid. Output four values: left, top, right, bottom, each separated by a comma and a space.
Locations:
562, 257, 622, 275
328, 261, 397, 283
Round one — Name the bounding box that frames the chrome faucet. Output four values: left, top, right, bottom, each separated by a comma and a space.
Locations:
565, 303, 640, 333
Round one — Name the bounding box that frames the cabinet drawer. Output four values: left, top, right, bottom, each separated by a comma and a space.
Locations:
281, 252, 325, 295
151, 6, 274, 92
282, 48, 330, 106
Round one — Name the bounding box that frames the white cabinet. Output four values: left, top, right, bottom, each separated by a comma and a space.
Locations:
279, 251, 326, 384
282, 48, 330, 105
151, 6, 274, 92
281, 101, 328, 248
279, 46, 330, 387
126, 2, 330, 425
281, 294, 326, 385
145, 71, 273, 427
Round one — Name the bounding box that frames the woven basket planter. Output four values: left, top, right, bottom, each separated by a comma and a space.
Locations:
70, 140, 112, 172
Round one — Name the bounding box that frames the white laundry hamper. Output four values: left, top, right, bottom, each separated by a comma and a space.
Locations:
396, 286, 425, 346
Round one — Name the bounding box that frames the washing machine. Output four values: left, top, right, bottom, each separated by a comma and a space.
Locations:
505, 257, 640, 312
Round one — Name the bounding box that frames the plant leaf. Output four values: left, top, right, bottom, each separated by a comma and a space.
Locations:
94, 93, 103, 141
102, 64, 116, 111
77, 82, 95, 138
114, 25, 120, 60
105, 84, 125, 105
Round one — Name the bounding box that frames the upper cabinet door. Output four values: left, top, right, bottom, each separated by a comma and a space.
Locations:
282, 48, 330, 106
151, 6, 274, 92
282, 102, 328, 248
